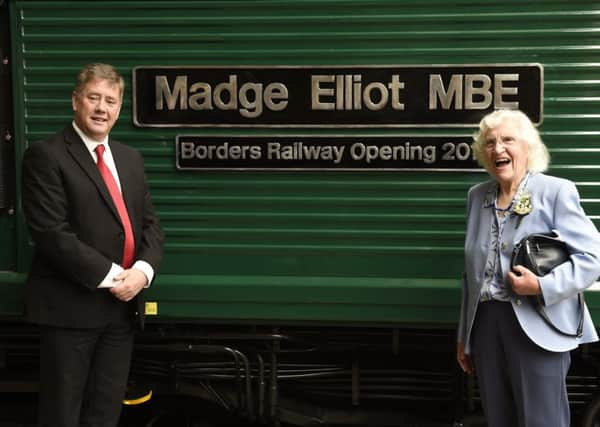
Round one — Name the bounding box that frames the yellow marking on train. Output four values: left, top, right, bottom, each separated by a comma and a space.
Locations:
145, 302, 158, 315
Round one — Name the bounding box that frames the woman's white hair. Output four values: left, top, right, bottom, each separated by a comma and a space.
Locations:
471, 109, 549, 173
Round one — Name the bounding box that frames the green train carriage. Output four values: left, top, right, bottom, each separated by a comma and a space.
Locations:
2, 0, 600, 425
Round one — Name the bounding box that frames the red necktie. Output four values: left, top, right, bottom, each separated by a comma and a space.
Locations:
95, 145, 135, 268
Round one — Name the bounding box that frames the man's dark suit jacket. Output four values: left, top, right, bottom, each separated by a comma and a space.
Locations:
21, 125, 164, 329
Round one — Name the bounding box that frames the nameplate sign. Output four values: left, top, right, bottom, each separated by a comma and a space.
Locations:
133, 64, 543, 128
176, 135, 481, 171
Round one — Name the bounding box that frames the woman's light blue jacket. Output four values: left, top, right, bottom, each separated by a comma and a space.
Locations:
459, 173, 600, 353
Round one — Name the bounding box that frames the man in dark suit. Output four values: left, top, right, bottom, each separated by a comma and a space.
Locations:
21, 63, 164, 427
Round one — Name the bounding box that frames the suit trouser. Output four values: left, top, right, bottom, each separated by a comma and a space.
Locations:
38, 319, 134, 427
471, 300, 571, 427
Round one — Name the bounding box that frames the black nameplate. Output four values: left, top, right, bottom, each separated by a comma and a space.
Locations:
134, 64, 543, 128
176, 135, 481, 171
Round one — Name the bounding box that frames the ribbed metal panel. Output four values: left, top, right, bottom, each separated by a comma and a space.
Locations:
9, 0, 600, 321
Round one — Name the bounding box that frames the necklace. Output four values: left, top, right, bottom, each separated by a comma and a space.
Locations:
494, 200, 512, 218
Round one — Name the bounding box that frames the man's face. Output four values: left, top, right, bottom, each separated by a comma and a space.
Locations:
72, 78, 122, 142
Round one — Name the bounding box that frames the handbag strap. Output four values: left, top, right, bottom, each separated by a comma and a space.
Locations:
532, 293, 585, 338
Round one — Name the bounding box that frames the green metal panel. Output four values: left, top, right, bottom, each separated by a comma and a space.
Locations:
5, 0, 600, 323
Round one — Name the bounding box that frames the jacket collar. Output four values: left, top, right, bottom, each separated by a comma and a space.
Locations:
482, 171, 533, 213
64, 125, 122, 223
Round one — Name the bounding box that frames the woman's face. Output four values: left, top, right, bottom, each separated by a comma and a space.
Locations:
484, 119, 529, 188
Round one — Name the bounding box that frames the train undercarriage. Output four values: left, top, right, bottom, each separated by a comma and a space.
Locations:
3, 322, 600, 426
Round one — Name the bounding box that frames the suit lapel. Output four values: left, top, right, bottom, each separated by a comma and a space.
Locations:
64, 126, 121, 223
479, 182, 496, 255
500, 173, 534, 272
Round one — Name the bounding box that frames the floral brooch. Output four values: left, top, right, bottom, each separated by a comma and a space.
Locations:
513, 191, 533, 216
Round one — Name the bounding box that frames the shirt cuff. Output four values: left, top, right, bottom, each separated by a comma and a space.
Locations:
97, 263, 125, 288
133, 260, 155, 288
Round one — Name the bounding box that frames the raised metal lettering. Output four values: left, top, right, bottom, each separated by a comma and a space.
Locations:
465, 74, 492, 109
312, 75, 335, 110
156, 75, 187, 110
494, 73, 519, 109
429, 74, 463, 110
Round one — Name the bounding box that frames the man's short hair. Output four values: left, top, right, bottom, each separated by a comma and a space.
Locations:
74, 63, 125, 98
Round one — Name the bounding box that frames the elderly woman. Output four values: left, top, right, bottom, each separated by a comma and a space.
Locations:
456, 109, 600, 427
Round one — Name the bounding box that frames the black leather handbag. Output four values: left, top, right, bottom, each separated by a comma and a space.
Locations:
511, 232, 584, 338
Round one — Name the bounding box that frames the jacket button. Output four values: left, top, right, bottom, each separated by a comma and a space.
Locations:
501, 242, 507, 251
516, 299, 522, 305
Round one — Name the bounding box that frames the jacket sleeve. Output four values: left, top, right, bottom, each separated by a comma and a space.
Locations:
457, 272, 468, 343
457, 187, 474, 343
134, 152, 164, 278
538, 180, 600, 306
